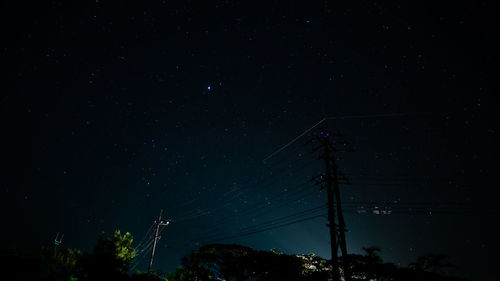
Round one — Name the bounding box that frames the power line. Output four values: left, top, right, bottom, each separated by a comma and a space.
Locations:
262, 112, 432, 163
263, 118, 326, 163
165, 204, 328, 246
326, 112, 431, 120
191, 179, 323, 237
164, 145, 312, 216
203, 214, 325, 244
201, 198, 326, 240
203, 199, 482, 243
200, 205, 328, 243
172, 159, 318, 224
134, 222, 155, 250
130, 239, 154, 272
161, 202, 481, 253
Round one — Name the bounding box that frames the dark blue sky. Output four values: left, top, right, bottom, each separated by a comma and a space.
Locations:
1, 1, 496, 281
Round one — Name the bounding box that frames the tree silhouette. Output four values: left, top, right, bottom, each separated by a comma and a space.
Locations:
79, 230, 136, 281
40, 247, 82, 281
410, 253, 454, 274
362, 246, 383, 264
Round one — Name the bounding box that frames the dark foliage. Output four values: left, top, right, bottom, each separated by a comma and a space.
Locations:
0, 247, 80, 281
0, 238, 467, 281
167, 244, 308, 281
0, 230, 139, 281
78, 230, 136, 281
168, 244, 468, 281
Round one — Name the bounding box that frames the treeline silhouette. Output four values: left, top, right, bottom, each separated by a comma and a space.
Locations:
0, 230, 466, 281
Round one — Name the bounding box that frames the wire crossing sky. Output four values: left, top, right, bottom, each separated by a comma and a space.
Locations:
1, 2, 497, 281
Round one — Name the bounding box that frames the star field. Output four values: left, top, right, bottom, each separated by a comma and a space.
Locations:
1, 1, 497, 281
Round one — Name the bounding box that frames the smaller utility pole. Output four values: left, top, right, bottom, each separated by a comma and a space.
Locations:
147, 210, 170, 278
54, 232, 64, 254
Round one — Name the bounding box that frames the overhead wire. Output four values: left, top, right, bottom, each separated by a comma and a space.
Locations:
199, 205, 328, 243
130, 219, 172, 272
164, 198, 480, 247
263, 118, 326, 163
165, 132, 316, 222
171, 157, 319, 223
159, 112, 473, 255
199, 189, 323, 239
203, 214, 326, 244
161, 201, 483, 253
162, 140, 311, 216
166, 205, 329, 247
133, 222, 155, 250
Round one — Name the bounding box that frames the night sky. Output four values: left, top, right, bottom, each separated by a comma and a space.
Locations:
1, 1, 497, 281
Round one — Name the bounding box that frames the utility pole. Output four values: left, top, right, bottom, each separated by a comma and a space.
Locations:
54, 232, 64, 254
333, 158, 348, 258
310, 119, 351, 281
332, 148, 352, 281
323, 130, 340, 281
147, 210, 170, 278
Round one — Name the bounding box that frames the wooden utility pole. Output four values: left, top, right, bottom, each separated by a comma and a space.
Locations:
332, 148, 352, 281
147, 210, 170, 278
333, 161, 348, 257
310, 119, 351, 281
322, 130, 341, 281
